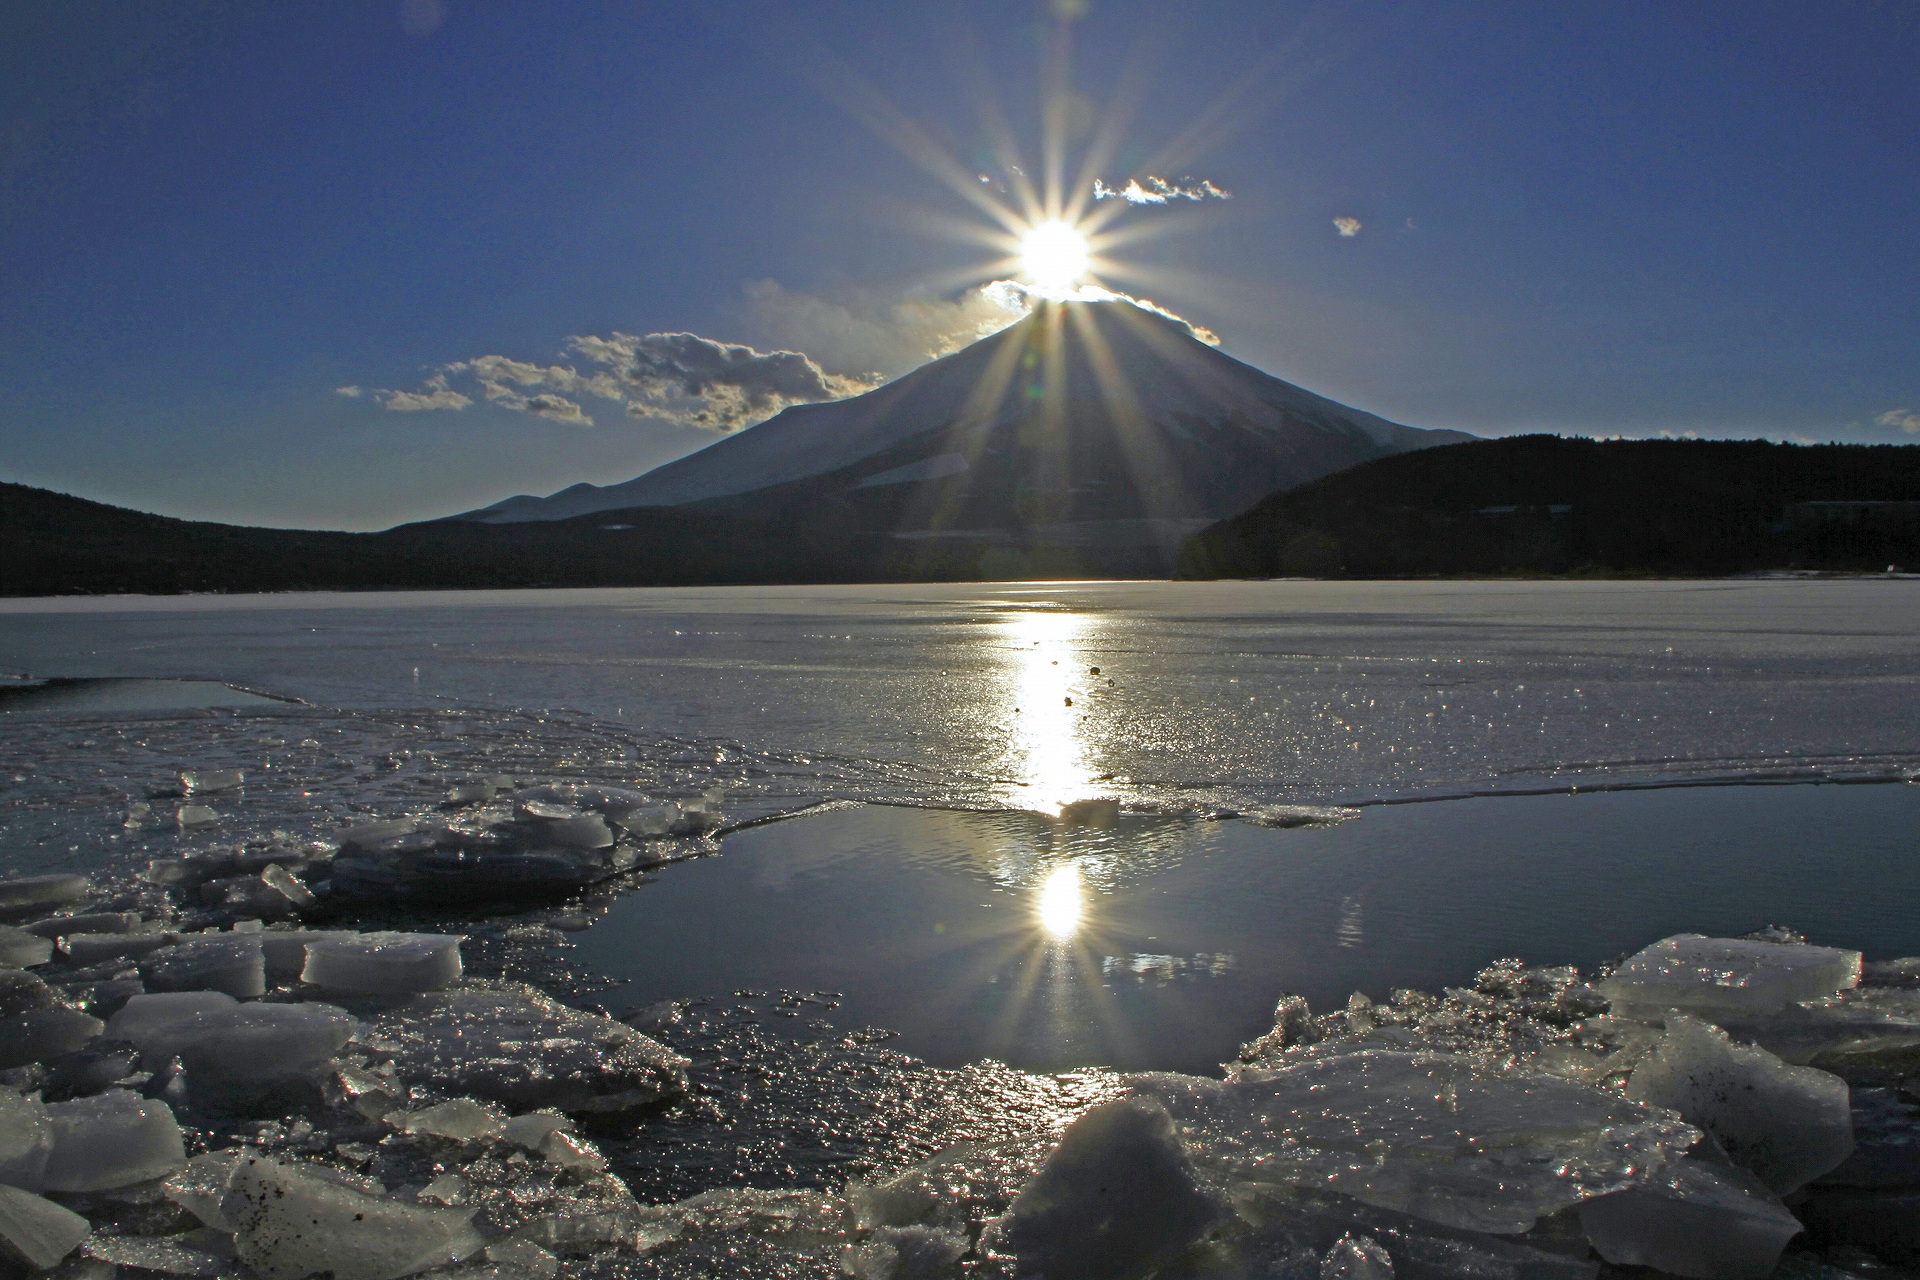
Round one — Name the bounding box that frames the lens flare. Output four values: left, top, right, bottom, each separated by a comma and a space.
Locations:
1019, 220, 1091, 294
1036, 862, 1084, 938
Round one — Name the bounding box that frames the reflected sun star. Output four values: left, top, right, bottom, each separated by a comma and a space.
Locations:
1037, 862, 1084, 938
1019, 220, 1091, 295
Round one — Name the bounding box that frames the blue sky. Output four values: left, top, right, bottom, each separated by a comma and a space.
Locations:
4, 1, 1917, 529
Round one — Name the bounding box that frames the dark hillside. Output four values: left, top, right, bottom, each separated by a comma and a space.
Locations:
0, 483, 827, 595
1177, 437, 1920, 578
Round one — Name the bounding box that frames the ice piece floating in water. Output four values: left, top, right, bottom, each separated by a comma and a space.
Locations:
0, 1092, 53, 1192
0, 1183, 91, 1271
1600, 934, 1861, 1022
301, 932, 461, 995
1138, 1049, 1699, 1234
140, 933, 267, 998
0, 875, 89, 919
40, 1090, 186, 1192
371, 983, 687, 1113
0, 925, 52, 968
222, 1154, 484, 1280
0, 1007, 102, 1069
992, 1097, 1223, 1280
1625, 1015, 1854, 1193
138, 1002, 356, 1084
1577, 1155, 1801, 1280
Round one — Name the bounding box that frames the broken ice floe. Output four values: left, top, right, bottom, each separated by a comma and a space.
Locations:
4, 859, 1920, 1280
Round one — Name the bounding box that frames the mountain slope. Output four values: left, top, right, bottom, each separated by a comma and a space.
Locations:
1177, 436, 1920, 578
461, 299, 1470, 525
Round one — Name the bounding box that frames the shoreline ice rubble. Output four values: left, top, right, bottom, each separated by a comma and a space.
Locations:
3, 791, 1920, 1280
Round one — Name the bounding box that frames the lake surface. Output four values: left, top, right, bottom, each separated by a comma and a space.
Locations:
575, 787, 1920, 1074
2, 580, 1917, 1069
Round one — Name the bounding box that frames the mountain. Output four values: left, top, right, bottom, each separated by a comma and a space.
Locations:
1177, 435, 1920, 579
459, 300, 1473, 545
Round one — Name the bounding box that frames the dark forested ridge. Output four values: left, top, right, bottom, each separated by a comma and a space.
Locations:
0, 482, 835, 596
1177, 436, 1920, 579
9, 436, 1920, 596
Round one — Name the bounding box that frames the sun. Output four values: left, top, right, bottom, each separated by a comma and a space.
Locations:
1019, 219, 1091, 295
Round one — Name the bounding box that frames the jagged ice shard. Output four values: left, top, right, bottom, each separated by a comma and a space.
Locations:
1134, 1049, 1700, 1235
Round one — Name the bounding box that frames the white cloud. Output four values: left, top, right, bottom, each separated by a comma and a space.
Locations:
990, 279, 1222, 346
334, 385, 364, 398
1877, 409, 1920, 434
369, 332, 876, 432
374, 373, 473, 412
1094, 176, 1231, 205
743, 280, 1027, 379
1333, 216, 1362, 237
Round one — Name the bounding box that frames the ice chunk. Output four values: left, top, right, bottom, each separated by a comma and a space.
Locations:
181, 769, 243, 794
260, 930, 352, 984
0, 1091, 53, 1191
23, 912, 140, 939
842, 1226, 968, 1280
0, 875, 89, 919
0, 925, 52, 968
0, 1184, 91, 1271
62, 930, 173, 965
260, 864, 315, 908
140, 933, 266, 998
1223, 1182, 1602, 1280
994, 1097, 1222, 1280
500, 1111, 574, 1150
1321, 1233, 1394, 1280
222, 1154, 485, 1280
301, 932, 461, 995
535, 1131, 607, 1175
107, 991, 238, 1045
1863, 956, 1920, 987
375, 984, 687, 1113
1136, 1050, 1699, 1235
85, 1231, 232, 1277
1726, 985, 1920, 1083
177, 804, 220, 828
1243, 804, 1361, 829
1056, 797, 1121, 826
0, 1007, 103, 1068
395, 1098, 505, 1142
140, 1002, 355, 1082
1625, 1015, 1853, 1193
1577, 1155, 1800, 1279
163, 1150, 244, 1230
0, 971, 55, 1017
41, 1042, 140, 1100
41, 1090, 186, 1191
482, 1237, 559, 1280
1600, 934, 1861, 1021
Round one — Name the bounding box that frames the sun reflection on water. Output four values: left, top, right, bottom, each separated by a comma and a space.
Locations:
1036, 862, 1083, 938
1002, 609, 1099, 813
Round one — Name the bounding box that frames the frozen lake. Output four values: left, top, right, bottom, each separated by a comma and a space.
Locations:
2, 579, 1918, 1069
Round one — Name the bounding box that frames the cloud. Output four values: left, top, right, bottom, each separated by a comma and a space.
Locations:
1877, 409, 1920, 434
743, 280, 1027, 379
988, 279, 1222, 346
1094, 176, 1231, 205
374, 373, 473, 412
368, 333, 876, 432
1333, 216, 1362, 237
334, 385, 364, 398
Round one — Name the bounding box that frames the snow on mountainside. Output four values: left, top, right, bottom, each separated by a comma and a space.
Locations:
458, 299, 1471, 525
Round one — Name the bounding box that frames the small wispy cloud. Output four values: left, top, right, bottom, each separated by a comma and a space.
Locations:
1877, 409, 1920, 434
364, 334, 876, 432
1094, 176, 1231, 205
334, 385, 363, 398
1333, 216, 1362, 237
